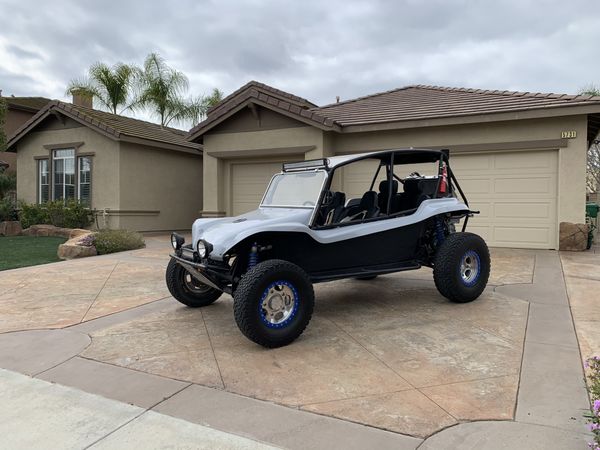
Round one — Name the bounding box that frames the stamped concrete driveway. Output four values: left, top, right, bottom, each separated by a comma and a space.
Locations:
0, 234, 593, 449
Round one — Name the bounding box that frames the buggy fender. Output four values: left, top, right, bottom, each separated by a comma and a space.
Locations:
195, 198, 469, 261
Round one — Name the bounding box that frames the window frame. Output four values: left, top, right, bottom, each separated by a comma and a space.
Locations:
35, 142, 94, 205
37, 158, 50, 204
52, 148, 76, 202
77, 155, 92, 206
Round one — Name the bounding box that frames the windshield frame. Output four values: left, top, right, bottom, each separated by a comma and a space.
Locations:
259, 169, 329, 209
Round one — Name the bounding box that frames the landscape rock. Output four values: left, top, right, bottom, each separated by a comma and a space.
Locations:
559, 222, 589, 251
22, 224, 84, 239
57, 232, 97, 260
0, 221, 22, 236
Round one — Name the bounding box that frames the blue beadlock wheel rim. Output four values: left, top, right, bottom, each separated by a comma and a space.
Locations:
259, 280, 299, 329
459, 250, 481, 287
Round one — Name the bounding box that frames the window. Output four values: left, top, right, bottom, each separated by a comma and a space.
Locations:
38, 159, 49, 203
78, 156, 91, 205
52, 149, 75, 201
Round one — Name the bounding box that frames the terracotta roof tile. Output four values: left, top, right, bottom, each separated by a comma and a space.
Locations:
7, 101, 200, 151
313, 85, 600, 127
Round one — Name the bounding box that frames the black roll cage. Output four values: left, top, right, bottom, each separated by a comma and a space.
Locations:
310, 148, 473, 230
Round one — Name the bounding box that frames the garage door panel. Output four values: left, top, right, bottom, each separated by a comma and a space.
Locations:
494, 176, 554, 194
452, 149, 558, 249
458, 178, 492, 195
231, 162, 282, 216
493, 151, 557, 170
494, 226, 553, 246
494, 202, 552, 219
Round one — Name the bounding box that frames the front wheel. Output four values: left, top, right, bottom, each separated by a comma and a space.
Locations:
165, 259, 222, 307
433, 232, 490, 303
234, 259, 314, 348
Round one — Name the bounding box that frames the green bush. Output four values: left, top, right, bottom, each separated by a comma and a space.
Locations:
19, 202, 50, 229
0, 197, 18, 221
93, 229, 145, 255
18, 200, 93, 229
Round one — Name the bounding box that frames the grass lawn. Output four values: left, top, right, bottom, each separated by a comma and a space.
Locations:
0, 236, 67, 271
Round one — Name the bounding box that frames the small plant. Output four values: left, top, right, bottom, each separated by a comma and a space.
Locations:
18, 200, 93, 229
93, 229, 145, 255
19, 201, 50, 229
586, 357, 600, 449
0, 197, 18, 221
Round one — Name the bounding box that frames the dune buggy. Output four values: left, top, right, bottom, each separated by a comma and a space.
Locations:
167, 148, 490, 347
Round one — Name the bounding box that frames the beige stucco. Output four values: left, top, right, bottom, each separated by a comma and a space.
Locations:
201, 108, 589, 249
12, 117, 202, 232
15, 123, 120, 218
118, 142, 202, 231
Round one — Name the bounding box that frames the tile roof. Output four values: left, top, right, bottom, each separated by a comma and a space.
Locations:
7, 101, 201, 152
187, 82, 600, 141
314, 85, 600, 127
3, 96, 52, 112
188, 82, 337, 142
206, 80, 316, 117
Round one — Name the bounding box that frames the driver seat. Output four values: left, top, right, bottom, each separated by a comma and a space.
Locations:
341, 191, 379, 222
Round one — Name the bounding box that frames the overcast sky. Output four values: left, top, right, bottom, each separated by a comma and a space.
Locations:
1, 0, 599, 114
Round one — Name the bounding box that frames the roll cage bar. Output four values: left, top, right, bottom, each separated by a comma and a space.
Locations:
295, 148, 474, 231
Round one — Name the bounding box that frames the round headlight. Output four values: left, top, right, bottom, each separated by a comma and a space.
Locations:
196, 240, 207, 258
171, 233, 178, 250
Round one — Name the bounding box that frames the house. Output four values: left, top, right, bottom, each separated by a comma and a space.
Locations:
188, 81, 600, 249
1, 95, 52, 173
6, 97, 203, 231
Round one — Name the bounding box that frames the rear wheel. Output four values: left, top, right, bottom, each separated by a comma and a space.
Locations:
166, 259, 222, 307
433, 232, 490, 303
234, 259, 314, 348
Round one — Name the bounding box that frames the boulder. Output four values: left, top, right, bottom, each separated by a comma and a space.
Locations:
57, 232, 97, 260
559, 222, 590, 251
22, 224, 81, 238
0, 221, 22, 236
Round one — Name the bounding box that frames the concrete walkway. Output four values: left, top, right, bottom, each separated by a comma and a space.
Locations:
0, 243, 594, 449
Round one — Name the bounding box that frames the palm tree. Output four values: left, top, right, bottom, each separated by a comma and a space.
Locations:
66, 62, 137, 114
580, 84, 600, 96
135, 53, 202, 127
205, 88, 224, 108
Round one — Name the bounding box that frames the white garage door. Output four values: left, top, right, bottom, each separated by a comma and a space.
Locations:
451, 150, 558, 249
338, 150, 558, 249
231, 162, 283, 215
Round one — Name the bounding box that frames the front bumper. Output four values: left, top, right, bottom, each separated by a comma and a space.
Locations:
169, 243, 233, 293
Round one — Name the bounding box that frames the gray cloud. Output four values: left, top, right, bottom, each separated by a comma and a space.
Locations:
0, 0, 598, 110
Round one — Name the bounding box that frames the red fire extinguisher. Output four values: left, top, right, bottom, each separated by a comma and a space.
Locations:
439, 161, 448, 194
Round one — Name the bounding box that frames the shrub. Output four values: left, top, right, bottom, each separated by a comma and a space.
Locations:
93, 229, 145, 255
19, 202, 50, 229
18, 200, 93, 229
0, 197, 18, 221
586, 357, 600, 449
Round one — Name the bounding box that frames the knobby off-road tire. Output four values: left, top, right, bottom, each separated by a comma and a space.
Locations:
433, 232, 490, 303
166, 259, 222, 307
234, 259, 314, 348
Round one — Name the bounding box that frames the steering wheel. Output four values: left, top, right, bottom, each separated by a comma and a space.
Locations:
408, 171, 421, 178
303, 200, 315, 207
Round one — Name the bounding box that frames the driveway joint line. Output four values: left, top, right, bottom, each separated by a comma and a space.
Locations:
199, 308, 226, 390
79, 261, 120, 323
559, 252, 591, 407
513, 300, 530, 421
324, 316, 459, 422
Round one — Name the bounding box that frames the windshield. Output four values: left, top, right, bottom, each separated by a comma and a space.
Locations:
261, 170, 327, 208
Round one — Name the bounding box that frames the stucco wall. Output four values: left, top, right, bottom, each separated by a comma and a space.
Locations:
202, 126, 324, 215
201, 113, 588, 230
331, 115, 588, 224
14, 124, 121, 226
117, 142, 203, 231
5, 109, 35, 137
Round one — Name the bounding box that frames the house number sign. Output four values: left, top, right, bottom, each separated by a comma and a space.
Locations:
561, 130, 577, 138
